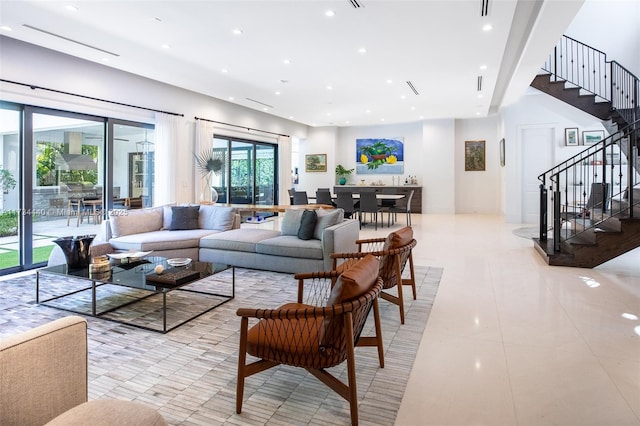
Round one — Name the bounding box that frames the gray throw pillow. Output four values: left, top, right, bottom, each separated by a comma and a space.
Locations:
281, 209, 305, 236
297, 210, 317, 240
313, 208, 344, 240
169, 206, 200, 230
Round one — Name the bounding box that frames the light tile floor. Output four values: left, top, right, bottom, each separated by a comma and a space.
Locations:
387, 214, 640, 426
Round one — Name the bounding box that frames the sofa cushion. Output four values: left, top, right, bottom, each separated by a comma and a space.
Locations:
199, 229, 280, 253
280, 209, 304, 236
169, 206, 200, 230
109, 229, 220, 252
162, 204, 177, 229
256, 235, 324, 260
110, 206, 163, 237
198, 205, 235, 231
313, 208, 343, 240
297, 210, 317, 240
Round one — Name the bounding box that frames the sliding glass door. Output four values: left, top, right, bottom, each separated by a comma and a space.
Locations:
213, 135, 278, 207
0, 102, 155, 275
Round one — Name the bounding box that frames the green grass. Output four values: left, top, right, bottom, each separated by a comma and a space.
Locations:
0, 246, 53, 269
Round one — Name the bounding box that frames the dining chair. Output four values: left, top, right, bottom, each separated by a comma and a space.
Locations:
293, 191, 309, 205
391, 190, 414, 226
380, 188, 397, 225
288, 188, 296, 205
335, 191, 357, 219
315, 188, 333, 206
358, 190, 383, 230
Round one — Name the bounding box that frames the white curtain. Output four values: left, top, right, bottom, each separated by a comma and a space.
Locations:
195, 119, 216, 201
153, 112, 180, 205
278, 135, 292, 206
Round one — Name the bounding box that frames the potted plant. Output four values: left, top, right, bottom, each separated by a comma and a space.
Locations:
335, 164, 354, 185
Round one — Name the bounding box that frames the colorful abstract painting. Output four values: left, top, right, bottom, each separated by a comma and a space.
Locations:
355, 137, 404, 175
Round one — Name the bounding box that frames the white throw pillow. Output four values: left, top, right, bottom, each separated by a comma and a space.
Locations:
110, 206, 163, 237
199, 205, 235, 231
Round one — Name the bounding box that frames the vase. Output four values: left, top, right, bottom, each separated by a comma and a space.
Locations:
210, 186, 218, 203
53, 234, 96, 270
339, 177, 347, 185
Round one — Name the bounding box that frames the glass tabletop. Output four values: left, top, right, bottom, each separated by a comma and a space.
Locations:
40, 256, 230, 292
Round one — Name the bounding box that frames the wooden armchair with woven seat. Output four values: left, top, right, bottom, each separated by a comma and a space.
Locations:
331, 226, 417, 324
236, 254, 384, 426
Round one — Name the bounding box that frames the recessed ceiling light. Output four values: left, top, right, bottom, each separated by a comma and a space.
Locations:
262, 107, 268, 111
380, 118, 385, 122
480, 65, 487, 70
476, 111, 482, 115
289, 116, 294, 119
365, 109, 371, 113
161, 43, 170, 49
477, 94, 484, 99
283, 59, 291, 65
101, 57, 109, 62
65, 5, 78, 12
482, 24, 493, 31
386, 79, 393, 84
0, 26, 12, 32
410, 106, 416, 111
325, 10, 335, 17
228, 96, 235, 101
326, 85, 333, 90
400, 95, 406, 100
275, 91, 281, 95
358, 47, 367, 54
345, 120, 350, 124
232, 28, 243, 35
221, 68, 228, 73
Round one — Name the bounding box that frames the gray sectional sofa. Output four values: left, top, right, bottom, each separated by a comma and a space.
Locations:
98, 204, 358, 274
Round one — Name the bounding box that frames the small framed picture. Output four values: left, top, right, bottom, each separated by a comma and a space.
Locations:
582, 130, 605, 146
565, 128, 579, 146
305, 153, 327, 172
464, 140, 485, 171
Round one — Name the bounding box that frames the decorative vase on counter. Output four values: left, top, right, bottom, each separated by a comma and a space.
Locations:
339, 177, 347, 185
210, 186, 219, 203
53, 234, 96, 270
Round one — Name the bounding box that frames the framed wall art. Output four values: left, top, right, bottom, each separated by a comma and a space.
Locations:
304, 153, 327, 172
355, 137, 404, 174
465, 140, 486, 171
564, 128, 579, 146
582, 130, 605, 145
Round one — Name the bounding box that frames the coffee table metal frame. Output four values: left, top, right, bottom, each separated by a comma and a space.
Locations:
36, 256, 235, 333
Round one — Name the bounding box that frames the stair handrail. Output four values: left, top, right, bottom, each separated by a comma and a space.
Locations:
542, 35, 639, 120
538, 119, 640, 250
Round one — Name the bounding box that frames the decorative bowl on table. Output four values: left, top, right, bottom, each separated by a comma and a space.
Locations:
167, 258, 192, 267
107, 251, 153, 263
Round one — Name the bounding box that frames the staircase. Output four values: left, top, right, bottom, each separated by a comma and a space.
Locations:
531, 35, 640, 268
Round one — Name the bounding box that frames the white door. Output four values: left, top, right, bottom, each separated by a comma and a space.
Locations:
521, 127, 554, 224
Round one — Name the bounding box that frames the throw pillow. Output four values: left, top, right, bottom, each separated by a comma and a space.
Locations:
297, 210, 317, 240
313, 208, 344, 240
169, 206, 200, 230
280, 209, 305, 236
383, 226, 414, 250
198, 205, 235, 231
109, 206, 163, 237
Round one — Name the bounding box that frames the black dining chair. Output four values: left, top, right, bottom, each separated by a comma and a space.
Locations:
293, 191, 309, 205
315, 189, 333, 206
391, 190, 414, 226
380, 188, 397, 225
335, 191, 357, 219
288, 188, 296, 205
358, 190, 383, 230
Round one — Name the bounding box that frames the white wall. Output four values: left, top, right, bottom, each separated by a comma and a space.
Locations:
296, 126, 338, 193
566, 0, 640, 76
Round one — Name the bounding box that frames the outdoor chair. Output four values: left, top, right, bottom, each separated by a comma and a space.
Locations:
331, 226, 417, 324
236, 255, 384, 426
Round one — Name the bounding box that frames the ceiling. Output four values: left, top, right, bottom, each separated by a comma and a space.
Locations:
0, 0, 581, 127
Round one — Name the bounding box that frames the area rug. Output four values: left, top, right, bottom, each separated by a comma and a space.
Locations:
0, 265, 442, 425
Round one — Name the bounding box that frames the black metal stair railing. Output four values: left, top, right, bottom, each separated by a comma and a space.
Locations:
538, 120, 640, 251
541, 35, 639, 126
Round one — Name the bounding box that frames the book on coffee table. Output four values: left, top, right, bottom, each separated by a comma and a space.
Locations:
146, 269, 200, 286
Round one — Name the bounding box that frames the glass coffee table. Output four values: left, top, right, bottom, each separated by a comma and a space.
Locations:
36, 256, 234, 333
